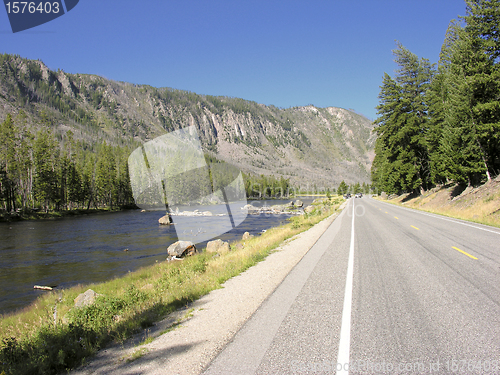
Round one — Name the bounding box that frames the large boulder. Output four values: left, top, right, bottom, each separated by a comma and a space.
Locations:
74, 289, 99, 308
167, 241, 197, 257
294, 200, 304, 207
159, 214, 173, 225
206, 239, 230, 254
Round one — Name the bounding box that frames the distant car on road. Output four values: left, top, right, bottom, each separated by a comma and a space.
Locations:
344, 193, 351, 199
355, 193, 362, 198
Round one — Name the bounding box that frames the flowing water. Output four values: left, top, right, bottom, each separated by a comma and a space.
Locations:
0, 198, 316, 314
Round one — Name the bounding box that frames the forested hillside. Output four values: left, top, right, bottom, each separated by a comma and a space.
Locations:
372, 0, 500, 194
0, 52, 375, 213
0, 113, 135, 213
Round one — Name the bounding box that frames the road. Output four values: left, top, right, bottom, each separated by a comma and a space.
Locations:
203, 197, 500, 374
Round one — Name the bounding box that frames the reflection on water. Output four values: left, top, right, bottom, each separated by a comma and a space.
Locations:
0, 198, 316, 314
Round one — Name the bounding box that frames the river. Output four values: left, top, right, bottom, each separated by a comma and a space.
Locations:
0, 198, 316, 315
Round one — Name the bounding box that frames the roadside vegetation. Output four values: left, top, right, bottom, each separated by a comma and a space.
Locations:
375, 177, 500, 228
0, 196, 343, 375
371, 0, 500, 195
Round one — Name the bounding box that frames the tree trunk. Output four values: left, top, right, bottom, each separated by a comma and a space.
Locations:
477, 140, 492, 182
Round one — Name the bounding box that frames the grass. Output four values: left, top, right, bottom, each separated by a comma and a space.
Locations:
126, 347, 148, 363
0, 196, 343, 375
140, 336, 154, 346
375, 182, 500, 228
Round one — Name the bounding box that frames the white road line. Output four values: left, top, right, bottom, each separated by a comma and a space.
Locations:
336, 199, 355, 374
372, 198, 500, 235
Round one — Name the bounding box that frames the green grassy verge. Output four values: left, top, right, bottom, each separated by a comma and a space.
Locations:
0, 197, 344, 375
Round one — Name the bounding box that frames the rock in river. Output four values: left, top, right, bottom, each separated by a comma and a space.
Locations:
167, 240, 198, 258
159, 214, 173, 225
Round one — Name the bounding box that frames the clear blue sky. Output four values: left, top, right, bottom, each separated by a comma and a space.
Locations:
1, 0, 467, 120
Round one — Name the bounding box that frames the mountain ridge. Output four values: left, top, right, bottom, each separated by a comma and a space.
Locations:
0, 53, 375, 187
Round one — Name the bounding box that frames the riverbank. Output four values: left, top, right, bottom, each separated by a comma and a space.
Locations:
0, 204, 299, 314
0, 205, 139, 222
73, 198, 346, 375
374, 176, 500, 228
0, 196, 344, 375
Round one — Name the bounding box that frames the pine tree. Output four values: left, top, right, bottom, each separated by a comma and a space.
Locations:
337, 180, 349, 195
66, 160, 78, 208
0, 114, 16, 211
372, 43, 435, 194
33, 129, 60, 211
82, 154, 96, 209
437, 9, 500, 184
463, 0, 500, 178
372, 73, 403, 194
464, 0, 500, 62
95, 143, 116, 208
353, 182, 361, 194
427, 21, 461, 185
15, 115, 34, 210
115, 148, 134, 206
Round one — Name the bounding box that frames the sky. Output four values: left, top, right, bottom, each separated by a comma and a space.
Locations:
1, 0, 468, 120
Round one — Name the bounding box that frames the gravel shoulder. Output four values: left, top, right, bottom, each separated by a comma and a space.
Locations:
71, 207, 344, 375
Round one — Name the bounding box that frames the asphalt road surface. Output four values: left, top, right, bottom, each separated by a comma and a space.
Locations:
204, 197, 500, 374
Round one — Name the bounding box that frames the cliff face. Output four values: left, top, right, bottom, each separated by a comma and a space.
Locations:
201, 105, 376, 188
0, 54, 375, 187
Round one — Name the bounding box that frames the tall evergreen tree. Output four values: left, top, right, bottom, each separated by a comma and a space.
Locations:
352, 182, 361, 194
437, 6, 500, 185
0, 114, 16, 211
82, 154, 96, 210
337, 180, 349, 195
15, 115, 34, 210
371, 73, 403, 194
372, 43, 434, 194
426, 20, 461, 185
464, 0, 500, 62
464, 0, 500, 178
95, 143, 116, 208
33, 129, 60, 211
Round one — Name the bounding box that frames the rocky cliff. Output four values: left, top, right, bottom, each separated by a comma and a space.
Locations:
0, 53, 375, 187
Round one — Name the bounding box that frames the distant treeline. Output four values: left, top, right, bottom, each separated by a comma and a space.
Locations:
243, 176, 372, 198
1, 111, 376, 214
0, 112, 134, 213
0, 113, 297, 213
336, 180, 371, 196
372, 0, 500, 195
242, 172, 291, 198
